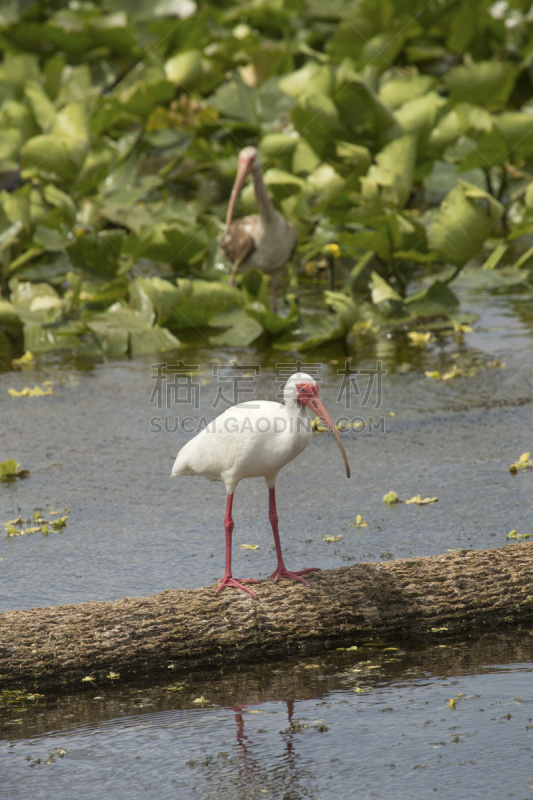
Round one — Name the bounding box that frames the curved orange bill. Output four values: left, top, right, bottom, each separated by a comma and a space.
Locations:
306, 397, 351, 478
225, 159, 252, 231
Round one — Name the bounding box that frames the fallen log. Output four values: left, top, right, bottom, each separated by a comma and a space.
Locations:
1, 543, 532, 691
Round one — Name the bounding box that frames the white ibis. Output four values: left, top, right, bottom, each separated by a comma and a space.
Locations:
171, 372, 350, 598
221, 146, 297, 312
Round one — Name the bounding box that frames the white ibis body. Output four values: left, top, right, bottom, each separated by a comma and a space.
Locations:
221, 146, 297, 312
171, 373, 350, 597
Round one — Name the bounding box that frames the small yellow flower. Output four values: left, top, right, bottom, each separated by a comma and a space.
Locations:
322, 243, 341, 259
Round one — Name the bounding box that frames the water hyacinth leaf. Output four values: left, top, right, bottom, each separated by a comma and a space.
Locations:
326, 0, 395, 63
237, 170, 301, 214
10, 280, 63, 323
240, 269, 270, 307
394, 94, 446, 146
209, 74, 258, 125
280, 293, 358, 351
360, 135, 417, 211
0, 220, 23, 253
292, 138, 321, 174
85, 275, 129, 309
129, 327, 181, 356
43, 184, 77, 229
135, 277, 242, 331
259, 133, 299, 167
209, 307, 264, 346
164, 49, 204, 88
335, 141, 372, 176
405, 281, 459, 320
370, 272, 402, 305
0, 298, 23, 341
457, 126, 508, 170
131, 277, 181, 326
360, 30, 405, 74
163, 225, 210, 266
33, 224, 70, 251
68, 230, 124, 277
20, 135, 84, 182
379, 74, 437, 110
492, 112, 533, 163
307, 165, 345, 199
428, 181, 504, 267
291, 93, 338, 158
245, 297, 299, 336
278, 62, 333, 99
256, 78, 297, 126
334, 68, 397, 144
445, 60, 517, 109
24, 80, 56, 132
86, 301, 180, 356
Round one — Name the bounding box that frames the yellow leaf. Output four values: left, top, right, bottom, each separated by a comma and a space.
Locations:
408, 331, 432, 346
323, 535, 343, 542
11, 351, 35, 370
452, 320, 472, 334
447, 698, 456, 710
193, 696, 208, 705
383, 491, 401, 505
8, 384, 53, 397
441, 365, 462, 380
239, 543, 259, 550
5, 523, 21, 536
507, 530, 530, 539
405, 495, 438, 505
425, 370, 440, 379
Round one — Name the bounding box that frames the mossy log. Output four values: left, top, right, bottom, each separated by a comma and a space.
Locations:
1, 543, 533, 690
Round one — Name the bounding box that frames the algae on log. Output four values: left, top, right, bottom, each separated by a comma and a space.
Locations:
1, 543, 533, 690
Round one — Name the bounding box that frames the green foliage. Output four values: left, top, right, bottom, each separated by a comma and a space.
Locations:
0, 0, 533, 360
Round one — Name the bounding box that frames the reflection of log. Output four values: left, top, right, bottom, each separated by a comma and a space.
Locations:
1, 543, 533, 690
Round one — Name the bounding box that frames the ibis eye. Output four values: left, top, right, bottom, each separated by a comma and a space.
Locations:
300, 387, 305, 393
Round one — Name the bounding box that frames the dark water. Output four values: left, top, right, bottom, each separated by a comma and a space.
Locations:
1, 633, 532, 800
1, 270, 533, 798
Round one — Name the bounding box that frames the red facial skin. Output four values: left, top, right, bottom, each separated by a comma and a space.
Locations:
296, 383, 351, 479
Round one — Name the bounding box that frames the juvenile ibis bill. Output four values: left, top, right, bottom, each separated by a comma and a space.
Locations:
221, 146, 297, 312
171, 373, 350, 598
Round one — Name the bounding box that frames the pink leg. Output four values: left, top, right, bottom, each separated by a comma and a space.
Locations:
268, 487, 319, 585
216, 493, 259, 598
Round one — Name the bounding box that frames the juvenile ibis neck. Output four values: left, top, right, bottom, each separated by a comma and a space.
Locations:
251, 164, 276, 224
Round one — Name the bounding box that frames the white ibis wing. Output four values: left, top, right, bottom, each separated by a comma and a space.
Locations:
221, 217, 256, 268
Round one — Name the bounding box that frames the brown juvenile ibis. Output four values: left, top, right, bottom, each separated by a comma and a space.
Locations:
221, 146, 297, 312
